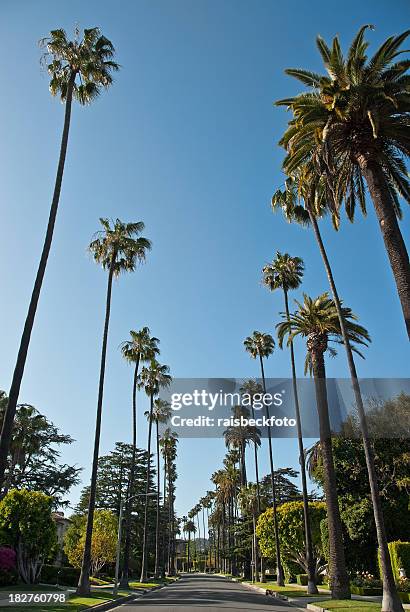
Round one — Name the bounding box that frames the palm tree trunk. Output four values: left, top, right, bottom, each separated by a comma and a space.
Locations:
120, 357, 140, 587
309, 211, 403, 611
0, 71, 76, 490
357, 157, 410, 339
258, 354, 284, 586
154, 420, 160, 578
140, 393, 154, 582
252, 512, 260, 582
188, 532, 191, 572
202, 508, 206, 572
251, 405, 265, 583
284, 288, 318, 594
169, 483, 176, 576
77, 250, 116, 595
310, 346, 350, 600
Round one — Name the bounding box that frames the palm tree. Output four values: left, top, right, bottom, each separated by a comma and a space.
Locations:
276, 26, 410, 337
262, 252, 318, 594
145, 399, 172, 578
243, 331, 284, 586
272, 176, 405, 611
277, 292, 369, 599
139, 359, 172, 582
0, 27, 119, 489
160, 428, 178, 575
224, 406, 261, 487
119, 328, 159, 587
238, 484, 260, 583
77, 219, 150, 595
239, 379, 266, 582
184, 520, 196, 572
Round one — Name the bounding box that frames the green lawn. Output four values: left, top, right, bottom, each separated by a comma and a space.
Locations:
246, 582, 321, 597
0, 589, 130, 611
317, 600, 381, 612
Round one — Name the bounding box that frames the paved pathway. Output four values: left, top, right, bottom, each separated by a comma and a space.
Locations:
115, 573, 302, 611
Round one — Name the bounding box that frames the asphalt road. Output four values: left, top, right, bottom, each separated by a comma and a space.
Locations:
115, 574, 299, 611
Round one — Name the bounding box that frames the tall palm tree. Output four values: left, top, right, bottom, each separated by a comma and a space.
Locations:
77, 219, 150, 595
243, 331, 284, 586
184, 519, 196, 572
272, 176, 405, 611
145, 399, 172, 578
277, 292, 369, 599
160, 428, 178, 575
239, 379, 266, 582
262, 252, 318, 594
139, 359, 172, 582
224, 406, 260, 487
119, 328, 159, 587
0, 27, 119, 489
238, 484, 260, 583
276, 26, 410, 337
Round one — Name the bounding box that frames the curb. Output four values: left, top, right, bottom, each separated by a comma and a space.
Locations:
78, 582, 171, 611
307, 605, 328, 612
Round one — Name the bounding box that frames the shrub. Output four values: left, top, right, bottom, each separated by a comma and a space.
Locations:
0, 547, 16, 571
351, 572, 382, 588
40, 564, 80, 586
0, 568, 18, 586
397, 578, 410, 593
378, 542, 410, 582
0, 489, 56, 584
296, 574, 308, 586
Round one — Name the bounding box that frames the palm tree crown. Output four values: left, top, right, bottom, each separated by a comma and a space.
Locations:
121, 327, 159, 364
40, 27, 120, 104
89, 218, 151, 276
263, 251, 305, 293
277, 293, 370, 373
139, 360, 172, 397
145, 399, 172, 425
276, 25, 410, 218
244, 331, 275, 360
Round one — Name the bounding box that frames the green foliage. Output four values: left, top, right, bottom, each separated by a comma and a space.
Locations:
40, 27, 119, 105
75, 442, 157, 576
378, 542, 410, 582
257, 501, 327, 574
0, 489, 57, 583
0, 392, 80, 505
297, 574, 308, 585
63, 510, 117, 575
276, 27, 410, 219
40, 564, 80, 586
309, 418, 410, 573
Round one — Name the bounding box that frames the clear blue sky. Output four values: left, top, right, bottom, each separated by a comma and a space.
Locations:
0, 0, 409, 518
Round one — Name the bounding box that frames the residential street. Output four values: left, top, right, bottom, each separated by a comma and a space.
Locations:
116, 574, 299, 611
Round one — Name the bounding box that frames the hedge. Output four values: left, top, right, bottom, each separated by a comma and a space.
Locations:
378, 542, 410, 582
297, 574, 308, 586
350, 585, 382, 596
40, 565, 80, 586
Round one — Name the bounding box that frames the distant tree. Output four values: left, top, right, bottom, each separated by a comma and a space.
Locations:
0, 489, 57, 583
64, 510, 117, 575
75, 442, 157, 577
119, 328, 159, 587
0, 392, 80, 504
